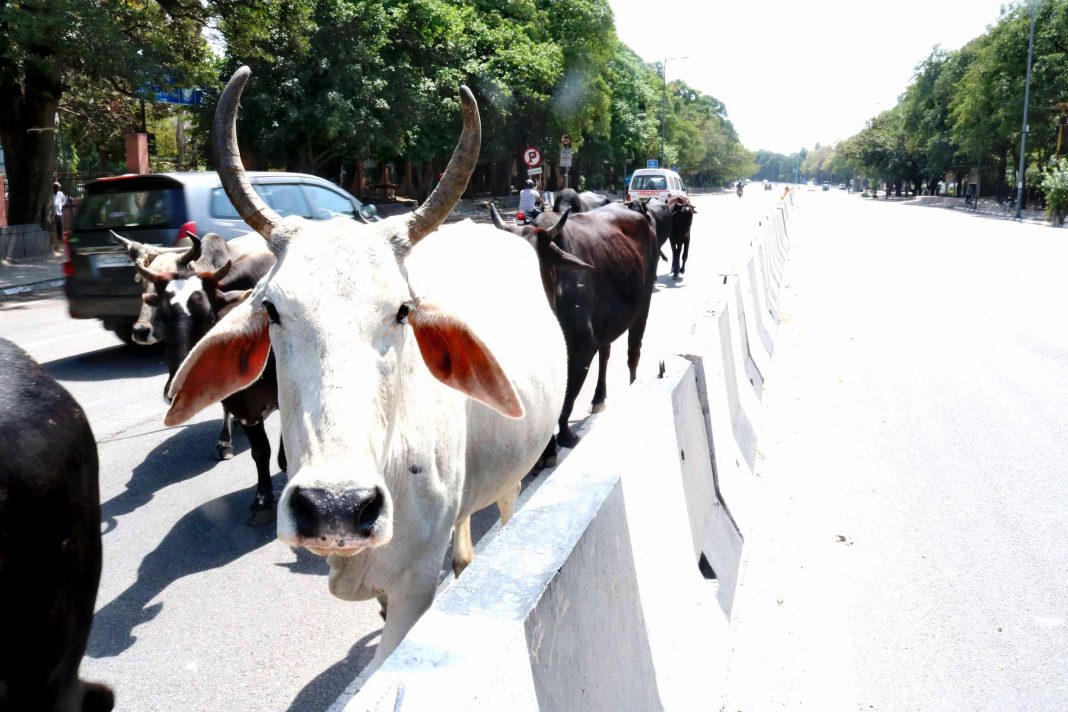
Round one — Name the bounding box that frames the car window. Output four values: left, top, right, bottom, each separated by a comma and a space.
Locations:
633, 175, 667, 191
74, 188, 179, 229
210, 188, 242, 219
305, 184, 356, 219
257, 183, 312, 218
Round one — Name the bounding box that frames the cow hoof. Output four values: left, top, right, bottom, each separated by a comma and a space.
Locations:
247, 506, 277, 527
217, 443, 235, 461
557, 431, 581, 449
590, 401, 606, 414
679, 266, 686, 274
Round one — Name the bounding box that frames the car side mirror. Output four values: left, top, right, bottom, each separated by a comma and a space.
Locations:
357, 204, 379, 223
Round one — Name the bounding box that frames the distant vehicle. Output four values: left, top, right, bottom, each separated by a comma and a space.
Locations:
627, 168, 687, 202
763, 180, 772, 191
822, 181, 830, 191
806, 182, 816, 192
838, 183, 846, 190
65, 171, 378, 343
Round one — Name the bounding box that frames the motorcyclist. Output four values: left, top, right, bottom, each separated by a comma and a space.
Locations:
736, 180, 744, 197
518, 179, 543, 223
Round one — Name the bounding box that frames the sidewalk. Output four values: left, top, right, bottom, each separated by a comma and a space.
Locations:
0, 253, 65, 298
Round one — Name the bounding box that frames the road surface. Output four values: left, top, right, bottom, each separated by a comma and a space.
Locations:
724, 192, 1068, 710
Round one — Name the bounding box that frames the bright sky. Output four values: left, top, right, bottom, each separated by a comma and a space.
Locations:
609, 0, 1014, 154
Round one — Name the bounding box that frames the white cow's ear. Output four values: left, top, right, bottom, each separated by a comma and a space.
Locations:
408, 302, 524, 419
164, 300, 271, 426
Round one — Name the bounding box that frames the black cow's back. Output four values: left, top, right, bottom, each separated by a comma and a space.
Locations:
0, 338, 113, 711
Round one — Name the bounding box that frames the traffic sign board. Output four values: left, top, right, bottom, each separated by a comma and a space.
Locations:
527, 166, 543, 176
647, 159, 659, 169
523, 147, 542, 167
560, 148, 573, 168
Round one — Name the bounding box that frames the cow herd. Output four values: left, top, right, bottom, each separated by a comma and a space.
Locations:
0, 66, 700, 709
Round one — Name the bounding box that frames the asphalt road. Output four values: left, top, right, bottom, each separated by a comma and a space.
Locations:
0, 185, 781, 711
724, 192, 1068, 710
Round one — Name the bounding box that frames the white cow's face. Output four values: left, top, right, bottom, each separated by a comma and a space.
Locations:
264, 219, 412, 554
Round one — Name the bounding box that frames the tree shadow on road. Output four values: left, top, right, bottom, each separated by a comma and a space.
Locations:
286, 630, 380, 712
100, 418, 251, 534
43, 342, 166, 382
86, 474, 285, 659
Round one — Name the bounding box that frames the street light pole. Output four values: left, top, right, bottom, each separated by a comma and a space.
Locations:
660, 56, 686, 167
1015, 0, 1037, 219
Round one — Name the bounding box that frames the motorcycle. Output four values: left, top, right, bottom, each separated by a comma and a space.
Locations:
736, 183, 744, 198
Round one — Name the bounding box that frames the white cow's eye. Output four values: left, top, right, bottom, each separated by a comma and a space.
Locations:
263, 300, 281, 325
396, 304, 410, 324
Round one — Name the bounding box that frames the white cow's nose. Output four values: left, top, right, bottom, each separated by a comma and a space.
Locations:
288, 485, 384, 541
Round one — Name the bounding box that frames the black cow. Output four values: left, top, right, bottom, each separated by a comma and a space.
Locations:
627, 196, 697, 279
491, 203, 658, 449
553, 188, 612, 213
0, 338, 114, 712
129, 232, 284, 526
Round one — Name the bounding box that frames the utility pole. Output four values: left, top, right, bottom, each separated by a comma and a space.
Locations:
1056, 102, 1068, 160
1015, 0, 1037, 219
660, 56, 686, 166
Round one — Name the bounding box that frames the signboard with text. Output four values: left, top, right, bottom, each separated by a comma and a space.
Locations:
647, 159, 659, 169
527, 166, 543, 176
560, 148, 573, 168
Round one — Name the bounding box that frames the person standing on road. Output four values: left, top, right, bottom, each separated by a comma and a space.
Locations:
52, 182, 67, 255
518, 179, 542, 221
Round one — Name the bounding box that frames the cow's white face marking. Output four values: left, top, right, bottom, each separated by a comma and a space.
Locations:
165, 276, 204, 316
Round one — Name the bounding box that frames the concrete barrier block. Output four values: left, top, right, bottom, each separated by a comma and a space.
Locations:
343, 359, 735, 711
745, 255, 776, 358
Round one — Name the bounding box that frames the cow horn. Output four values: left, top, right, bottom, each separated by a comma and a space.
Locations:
543, 207, 571, 239
134, 258, 167, 285
406, 86, 481, 244
489, 204, 508, 230
177, 233, 202, 267
214, 66, 282, 241
204, 259, 232, 284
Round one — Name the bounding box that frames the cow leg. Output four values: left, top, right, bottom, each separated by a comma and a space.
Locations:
372, 557, 446, 670
670, 237, 682, 279
242, 421, 277, 527
498, 481, 521, 524
216, 410, 235, 461
558, 338, 598, 449
277, 438, 287, 473
535, 434, 558, 472
451, 517, 474, 578
679, 236, 690, 274
590, 344, 610, 414
627, 303, 653, 385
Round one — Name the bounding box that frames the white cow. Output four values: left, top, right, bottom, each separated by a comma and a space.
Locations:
162, 66, 567, 668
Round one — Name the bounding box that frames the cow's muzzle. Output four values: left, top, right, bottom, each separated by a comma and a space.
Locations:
132, 322, 158, 345
286, 485, 388, 555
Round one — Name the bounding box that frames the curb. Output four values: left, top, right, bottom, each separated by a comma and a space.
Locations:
0, 278, 65, 299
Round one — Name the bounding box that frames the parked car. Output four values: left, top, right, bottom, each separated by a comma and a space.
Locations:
627, 168, 687, 202
64, 171, 378, 343
763, 180, 772, 191
822, 181, 830, 191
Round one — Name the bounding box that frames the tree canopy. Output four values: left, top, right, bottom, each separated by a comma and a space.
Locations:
1, 0, 756, 225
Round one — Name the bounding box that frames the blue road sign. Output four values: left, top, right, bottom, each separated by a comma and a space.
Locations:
142, 82, 204, 107
647, 159, 659, 169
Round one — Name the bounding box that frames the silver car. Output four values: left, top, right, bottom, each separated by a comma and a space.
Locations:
65, 171, 377, 343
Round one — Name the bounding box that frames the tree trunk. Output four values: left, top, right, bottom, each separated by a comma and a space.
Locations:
0, 72, 61, 227
399, 160, 415, 198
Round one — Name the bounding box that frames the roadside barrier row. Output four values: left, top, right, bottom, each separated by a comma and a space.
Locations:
335, 190, 799, 711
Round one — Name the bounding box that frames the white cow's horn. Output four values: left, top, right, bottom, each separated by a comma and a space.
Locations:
214, 66, 282, 241
406, 86, 481, 244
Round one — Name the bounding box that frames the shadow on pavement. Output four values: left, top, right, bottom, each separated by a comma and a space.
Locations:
100, 418, 251, 534
655, 273, 684, 290
44, 342, 166, 382
286, 630, 380, 712
275, 546, 330, 576
87, 474, 285, 659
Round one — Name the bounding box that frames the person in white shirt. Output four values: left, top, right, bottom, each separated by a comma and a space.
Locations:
52, 182, 67, 254
517, 179, 542, 221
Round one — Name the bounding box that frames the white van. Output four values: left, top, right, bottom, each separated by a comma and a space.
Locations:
628, 168, 687, 202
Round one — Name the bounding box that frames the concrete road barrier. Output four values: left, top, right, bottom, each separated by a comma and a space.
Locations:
331, 191, 797, 711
